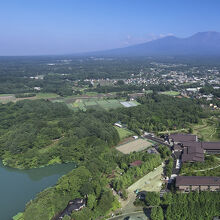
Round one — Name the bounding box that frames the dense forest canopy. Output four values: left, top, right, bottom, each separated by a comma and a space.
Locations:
0, 91, 218, 220
113, 94, 208, 133
0, 93, 210, 168
0, 100, 120, 168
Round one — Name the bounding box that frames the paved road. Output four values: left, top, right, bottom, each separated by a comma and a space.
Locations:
108, 211, 149, 220
144, 135, 170, 147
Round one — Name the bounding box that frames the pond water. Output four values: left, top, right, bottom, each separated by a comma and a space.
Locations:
0, 161, 76, 220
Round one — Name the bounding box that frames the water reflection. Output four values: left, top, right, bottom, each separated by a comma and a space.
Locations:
0, 161, 76, 220
0, 162, 76, 181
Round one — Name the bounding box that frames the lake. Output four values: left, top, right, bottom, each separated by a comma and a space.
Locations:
0, 161, 76, 220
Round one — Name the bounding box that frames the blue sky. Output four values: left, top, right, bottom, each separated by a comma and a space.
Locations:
0, 0, 220, 55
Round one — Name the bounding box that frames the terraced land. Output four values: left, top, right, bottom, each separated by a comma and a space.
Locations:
192, 117, 220, 141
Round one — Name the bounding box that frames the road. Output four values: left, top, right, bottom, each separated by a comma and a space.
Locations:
144, 135, 170, 147
108, 211, 149, 220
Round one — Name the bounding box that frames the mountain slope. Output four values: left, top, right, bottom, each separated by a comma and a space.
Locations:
90, 31, 220, 56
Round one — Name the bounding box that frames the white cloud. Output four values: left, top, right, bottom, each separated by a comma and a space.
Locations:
122, 33, 175, 46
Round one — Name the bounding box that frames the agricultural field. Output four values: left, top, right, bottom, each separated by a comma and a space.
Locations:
116, 138, 153, 154
71, 98, 139, 111
192, 117, 220, 141
120, 101, 140, 107
0, 94, 15, 103
160, 91, 180, 96
114, 126, 134, 140
0, 93, 60, 103
35, 93, 60, 99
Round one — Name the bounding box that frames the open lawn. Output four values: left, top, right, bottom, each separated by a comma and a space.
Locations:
0, 93, 60, 103
160, 91, 180, 96
115, 127, 134, 140
116, 139, 153, 154
192, 117, 220, 141
35, 93, 60, 99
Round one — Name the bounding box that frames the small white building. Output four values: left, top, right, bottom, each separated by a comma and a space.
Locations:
34, 87, 41, 91
114, 123, 122, 128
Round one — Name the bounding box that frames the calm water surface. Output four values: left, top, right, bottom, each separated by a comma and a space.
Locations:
0, 161, 76, 220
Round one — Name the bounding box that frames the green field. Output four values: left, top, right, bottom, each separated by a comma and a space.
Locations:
72, 99, 128, 111
145, 90, 153, 94
35, 93, 60, 99
114, 126, 134, 140
0, 94, 14, 97
160, 91, 180, 96
192, 117, 220, 141
0, 93, 60, 104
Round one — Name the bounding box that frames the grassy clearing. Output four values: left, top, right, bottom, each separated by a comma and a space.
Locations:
114, 126, 134, 140
84, 92, 99, 96
71, 98, 126, 111
192, 117, 220, 141
158, 128, 188, 135
145, 90, 153, 94
0, 94, 15, 103
0, 93, 60, 104
180, 156, 220, 176
35, 93, 60, 99
0, 94, 14, 97
160, 91, 180, 96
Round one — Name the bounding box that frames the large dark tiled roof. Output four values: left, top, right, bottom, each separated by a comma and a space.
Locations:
169, 134, 197, 142
202, 142, 220, 150
176, 176, 220, 186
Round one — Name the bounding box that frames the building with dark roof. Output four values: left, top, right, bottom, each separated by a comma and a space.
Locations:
181, 142, 204, 162
168, 133, 220, 163
58, 198, 85, 219
130, 160, 142, 167
169, 133, 198, 143
202, 142, 220, 154
176, 176, 220, 192
173, 144, 183, 152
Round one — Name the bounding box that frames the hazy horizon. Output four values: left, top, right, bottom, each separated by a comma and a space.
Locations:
1, 0, 220, 56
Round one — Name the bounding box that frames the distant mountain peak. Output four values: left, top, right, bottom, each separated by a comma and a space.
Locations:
89, 31, 220, 57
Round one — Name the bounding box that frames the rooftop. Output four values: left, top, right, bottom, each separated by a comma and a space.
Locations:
169, 133, 197, 143
176, 176, 220, 186
202, 142, 220, 150
130, 160, 142, 167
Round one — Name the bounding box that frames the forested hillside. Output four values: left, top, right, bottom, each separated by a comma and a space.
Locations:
114, 94, 208, 133
0, 95, 216, 220
0, 100, 119, 168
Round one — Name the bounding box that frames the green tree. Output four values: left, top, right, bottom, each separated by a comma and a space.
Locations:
151, 206, 164, 220
87, 194, 96, 209
145, 192, 160, 206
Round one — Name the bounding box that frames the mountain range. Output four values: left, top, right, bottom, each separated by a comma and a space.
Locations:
88, 31, 220, 57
